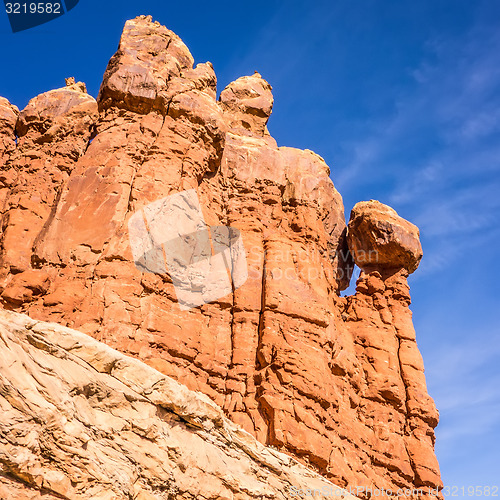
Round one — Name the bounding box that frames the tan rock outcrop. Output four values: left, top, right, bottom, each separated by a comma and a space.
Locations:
0, 15, 441, 499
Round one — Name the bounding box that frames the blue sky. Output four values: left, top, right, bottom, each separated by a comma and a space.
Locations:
1, 0, 499, 494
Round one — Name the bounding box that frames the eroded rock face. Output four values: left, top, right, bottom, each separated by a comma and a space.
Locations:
0, 79, 97, 275
0, 98, 18, 163
0, 15, 441, 499
98, 16, 195, 114
0, 309, 357, 500
219, 72, 274, 136
347, 200, 423, 274
340, 269, 441, 489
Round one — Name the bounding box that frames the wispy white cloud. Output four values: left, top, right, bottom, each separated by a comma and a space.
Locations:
337, 18, 500, 280
425, 336, 500, 460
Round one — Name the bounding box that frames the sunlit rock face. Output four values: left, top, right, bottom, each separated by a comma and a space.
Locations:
0, 15, 441, 499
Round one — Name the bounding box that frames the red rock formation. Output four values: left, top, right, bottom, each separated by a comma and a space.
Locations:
0, 15, 441, 498
0, 98, 18, 164
347, 200, 423, 273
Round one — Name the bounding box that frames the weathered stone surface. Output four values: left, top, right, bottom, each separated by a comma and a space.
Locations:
340, 269, 441, 491
347, 200, 423, 273
0, 309, 357, 499
98, 15, 195, 114
0, 97, 18, 162
0, 79, 97, 275
219, 72, 273, 136
0, 15, 441, 499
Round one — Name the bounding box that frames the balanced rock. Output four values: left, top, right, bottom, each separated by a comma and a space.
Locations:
347, 200, 423, 273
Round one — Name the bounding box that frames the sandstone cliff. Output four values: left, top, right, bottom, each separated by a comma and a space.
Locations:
0, 15, 441, 498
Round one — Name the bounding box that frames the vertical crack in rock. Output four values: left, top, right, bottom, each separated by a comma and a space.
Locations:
256, 240, 268, 372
